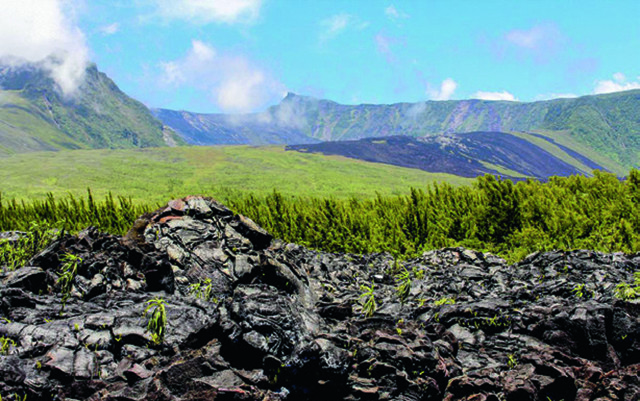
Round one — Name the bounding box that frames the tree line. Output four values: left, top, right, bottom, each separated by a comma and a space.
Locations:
1, 171, 639, 262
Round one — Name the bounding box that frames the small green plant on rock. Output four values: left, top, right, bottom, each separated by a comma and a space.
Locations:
390, 258, 401, 275
143, 297, 167, 345
57, 253, 82, 314
0, 336, 16, 355
412, 266, 425, 280
189, 278, 217, 302
507, 353, 518, 369
572, 283, 590, 298
359, 283, 377, 318
434, 297, 456, 306
615, 272, 640, 300
395, 268, 412, 302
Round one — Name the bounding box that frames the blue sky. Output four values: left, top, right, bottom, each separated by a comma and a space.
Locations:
2, 1, 640, 113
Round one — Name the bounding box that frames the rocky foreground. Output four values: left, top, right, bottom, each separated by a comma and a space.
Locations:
1, 197, 640, 400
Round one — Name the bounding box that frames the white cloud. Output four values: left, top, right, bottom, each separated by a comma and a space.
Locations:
553, 93, 578, 99
152, 0, 263, 24
160, 40, 216, 85
505, 23, 559, 49
405, 101, 426, 119
324, 14, 350, 37
613, 72, 626, 82
471, 91, 517, 101
100, 23, 120, 36
0, 0, 90, 96
160, 40, 285, 112
427, 78, 457, 101
593, 72, 640, 94
502, 23, 564, 63
217, 69, 265, 111
320, 13, 369, 42
534, 93, 578, 101
385, 5, 409, 20
374, 32, 404, 64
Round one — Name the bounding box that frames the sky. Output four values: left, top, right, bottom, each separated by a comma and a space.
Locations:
1, 0, 639, 113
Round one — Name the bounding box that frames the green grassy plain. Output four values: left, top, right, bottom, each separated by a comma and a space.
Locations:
0, 145, 472, 204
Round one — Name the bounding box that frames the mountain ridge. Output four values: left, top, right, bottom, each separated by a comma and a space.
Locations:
156, 89, 640, 174
0, 62, 183, 156
2, 62, 638, 178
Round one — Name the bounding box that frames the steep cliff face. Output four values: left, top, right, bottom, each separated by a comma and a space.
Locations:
1, 196, 640, 400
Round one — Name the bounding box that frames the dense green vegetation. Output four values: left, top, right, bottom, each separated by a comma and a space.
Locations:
1, 171, 639, 264
0, 192, 144, 234
231, 170, 640, 261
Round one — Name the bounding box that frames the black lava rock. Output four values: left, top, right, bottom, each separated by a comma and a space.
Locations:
0, 196, 639, 401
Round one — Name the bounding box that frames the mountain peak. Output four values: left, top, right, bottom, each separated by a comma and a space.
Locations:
0, 61, 183, 155
283, 91, 298, 100
280, 92, 321, 104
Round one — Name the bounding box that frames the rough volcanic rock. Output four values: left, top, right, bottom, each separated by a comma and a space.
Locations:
1, 196, 640, 400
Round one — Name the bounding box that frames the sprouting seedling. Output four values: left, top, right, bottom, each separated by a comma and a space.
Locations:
396, 318, 404, 336
143, 297, 166, 345
395, 268, 412, 301
189, 278, 216, 302
359, 283, 377, 318
572, 283, 585, 298
434, 297, 456, 306
57, 253, 82, 314
0, 336, 16, 355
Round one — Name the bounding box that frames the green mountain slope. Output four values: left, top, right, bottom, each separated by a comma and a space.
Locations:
0, 63, 183, 156
0, 145, 471, 203
156, 91, 640, 174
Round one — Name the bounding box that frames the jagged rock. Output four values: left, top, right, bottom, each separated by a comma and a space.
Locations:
1, 266, 48, 294
2, 196, 640, 400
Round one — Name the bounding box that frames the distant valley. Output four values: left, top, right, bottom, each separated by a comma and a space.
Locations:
1, 63, 639, 180
155, 91, 640, 176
